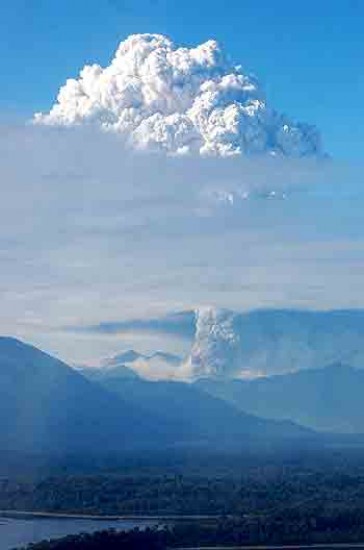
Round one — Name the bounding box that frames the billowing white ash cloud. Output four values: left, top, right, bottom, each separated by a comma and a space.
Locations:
35, 33, 322, 157
185, 307, 242, 378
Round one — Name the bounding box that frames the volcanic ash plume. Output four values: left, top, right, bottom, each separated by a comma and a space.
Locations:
35, 33, 322, 157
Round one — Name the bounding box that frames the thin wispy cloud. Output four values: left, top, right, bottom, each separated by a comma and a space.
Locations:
78, 311, 196, 339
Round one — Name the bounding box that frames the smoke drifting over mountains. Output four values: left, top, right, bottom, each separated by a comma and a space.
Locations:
1, 121, 363, 365
85, 308, 364, 381
186, 308, 364, 379
35, 33, 322, 157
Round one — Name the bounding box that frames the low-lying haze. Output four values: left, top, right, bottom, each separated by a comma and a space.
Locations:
1, 125, 363, 366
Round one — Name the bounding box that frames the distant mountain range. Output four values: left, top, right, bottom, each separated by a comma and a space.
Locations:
78, 362, 140, 382
3, 328, 364, 460
89, 308, 364, 380
79, 349, 184, 381
90, 374, 311, 446
197, 363, 364, 433
0, 337, 313, 455
103, 350, 181, 368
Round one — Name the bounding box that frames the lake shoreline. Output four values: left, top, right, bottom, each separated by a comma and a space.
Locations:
0, 510, 220, 521
0, 514, 166, 550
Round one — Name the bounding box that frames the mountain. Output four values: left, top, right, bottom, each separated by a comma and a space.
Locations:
197, 363, 364, 433
104, 350, 146, 366
0, 337, 167, 453
78, 364, 140, 382
91, 375, 314, 447
186, 308, 364, 379
148, 351, 181, 365
0, 336, 317, 455
92, 349, 183, 381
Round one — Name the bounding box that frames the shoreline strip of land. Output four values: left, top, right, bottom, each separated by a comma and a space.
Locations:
0, 510, 222, 521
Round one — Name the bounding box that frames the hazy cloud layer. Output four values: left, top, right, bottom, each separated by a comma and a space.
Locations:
35, 33, 321, 157
1, 125, 363, 366
83, 311, 196, 339
76, 307, 364, 380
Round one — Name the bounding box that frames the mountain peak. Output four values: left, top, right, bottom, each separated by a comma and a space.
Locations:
0, 336, 31, 348
0, 336, 54, 365
104, 350, 145, 367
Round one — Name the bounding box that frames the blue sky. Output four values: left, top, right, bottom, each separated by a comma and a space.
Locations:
0, 0, 363, 158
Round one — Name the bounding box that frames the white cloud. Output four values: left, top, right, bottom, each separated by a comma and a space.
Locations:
0, 125, 363, 368
34, 33, 322, 157
184, 307, 240, 377
80, 306, 364, 381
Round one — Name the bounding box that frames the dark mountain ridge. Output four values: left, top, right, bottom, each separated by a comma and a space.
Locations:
0, 337, 167, 453
197, 362, 364, 433
0, 337, 315, 455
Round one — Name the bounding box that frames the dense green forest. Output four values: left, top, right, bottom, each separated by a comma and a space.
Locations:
2, 449, 364, 517
3, 466, 364, 517
3, 449, 364, 549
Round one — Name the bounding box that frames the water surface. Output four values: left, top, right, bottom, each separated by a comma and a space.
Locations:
0, 515, 158, 550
